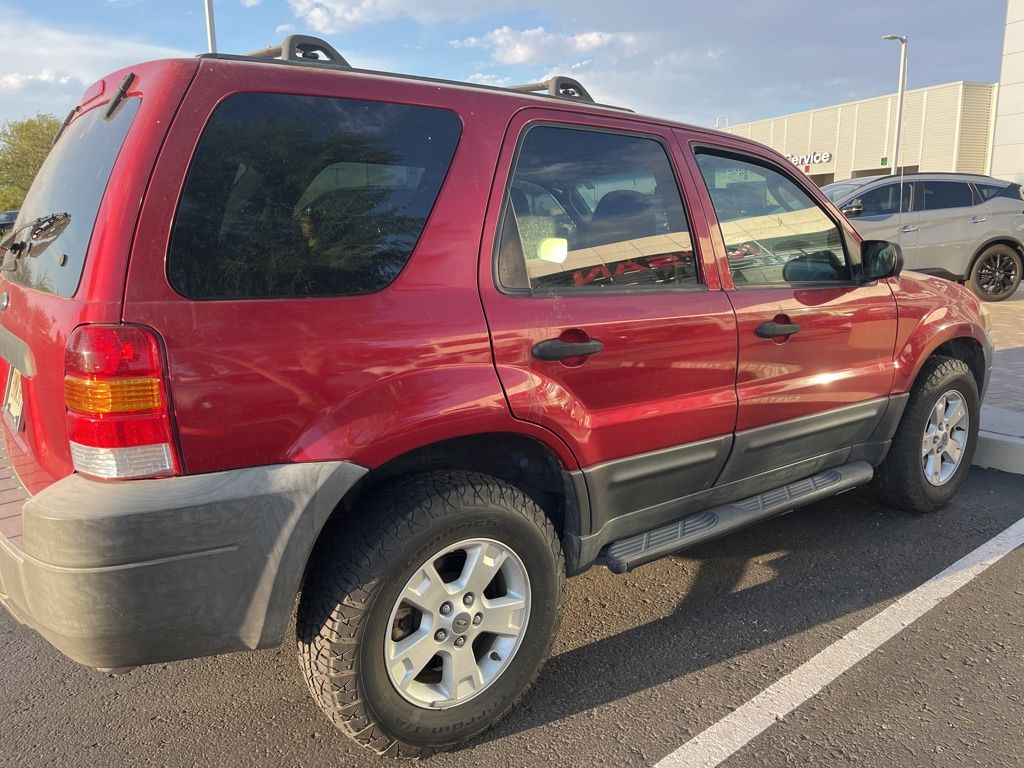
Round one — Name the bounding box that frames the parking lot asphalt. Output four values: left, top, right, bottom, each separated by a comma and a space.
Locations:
1, 468, 1022, 768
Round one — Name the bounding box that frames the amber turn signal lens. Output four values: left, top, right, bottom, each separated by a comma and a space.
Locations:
64, 375, 163, 414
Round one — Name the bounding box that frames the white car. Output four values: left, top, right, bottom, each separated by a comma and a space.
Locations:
824, 173, 1024, 301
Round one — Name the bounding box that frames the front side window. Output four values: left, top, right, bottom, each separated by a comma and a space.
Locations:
856, 183, 911, 216
497, 126, 698, 292
695, 150, 850, 285
916, 181, 973, 211
168, 93, 461, 299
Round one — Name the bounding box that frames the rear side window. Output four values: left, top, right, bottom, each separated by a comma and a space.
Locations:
168, 94, 461, 299
975, 183, 1006, 202
917, 181, 973, 211
497, 125, 698, 292
999, 183, 1024, 201
4, 99, 140, 297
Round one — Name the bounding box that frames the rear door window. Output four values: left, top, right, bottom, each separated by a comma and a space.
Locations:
3, 99, 140, 297
916, 181, 974, 211
168, 93, 461, 300
497, 125, 698, 292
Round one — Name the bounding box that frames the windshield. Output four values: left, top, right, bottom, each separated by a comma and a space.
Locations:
822, 183, 864, 202
5, 98, 140, 297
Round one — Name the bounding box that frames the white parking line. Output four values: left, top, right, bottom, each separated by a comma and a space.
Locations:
655, 515, 1024, 768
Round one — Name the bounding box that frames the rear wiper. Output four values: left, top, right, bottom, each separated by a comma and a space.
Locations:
0, 212, 70, 270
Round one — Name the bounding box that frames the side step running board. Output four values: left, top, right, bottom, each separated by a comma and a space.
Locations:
604, 462, 874, 573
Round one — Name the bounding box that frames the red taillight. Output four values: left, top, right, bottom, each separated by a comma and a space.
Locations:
64, 325, 180, 479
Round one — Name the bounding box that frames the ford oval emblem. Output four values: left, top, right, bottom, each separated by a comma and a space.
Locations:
0, 293, 9, 312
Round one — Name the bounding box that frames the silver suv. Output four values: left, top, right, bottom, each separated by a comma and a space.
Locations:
824, 173, 1024, 301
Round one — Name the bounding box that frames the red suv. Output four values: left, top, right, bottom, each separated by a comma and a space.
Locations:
0, 36, 993, 757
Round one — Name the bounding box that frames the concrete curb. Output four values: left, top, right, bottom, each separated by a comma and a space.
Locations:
974, 405, 1024, 476
974, 431, 1024, 476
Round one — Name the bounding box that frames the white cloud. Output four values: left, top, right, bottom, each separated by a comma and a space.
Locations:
464, 73, 513, 87
452, 26, 636, 65
275, 23, 296, 34
0, 14, 189, 123
287, 0, 522, 33
242, 0, 262, 6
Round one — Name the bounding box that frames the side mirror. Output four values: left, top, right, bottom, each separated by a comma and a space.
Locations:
860, 240, 903, 282
841, 199, 864, 218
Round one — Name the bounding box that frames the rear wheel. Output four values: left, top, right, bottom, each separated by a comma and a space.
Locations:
967, 244, 1022, 301
872, 356, 980, 513
296, 471, 565, 757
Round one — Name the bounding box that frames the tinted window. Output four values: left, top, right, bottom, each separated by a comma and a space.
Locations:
1000, 183, 1024, 201
498, 126, 697, 292
823, 182, 864, 201
4, 99, 139, 297
856, 183, 911, 216
168, 94, 461, 299
695, 151, 849, 284
918, 181, 973, 211
975, 183, 1005, 201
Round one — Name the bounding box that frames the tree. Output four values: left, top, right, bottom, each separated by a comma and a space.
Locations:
0, 113, 61, 211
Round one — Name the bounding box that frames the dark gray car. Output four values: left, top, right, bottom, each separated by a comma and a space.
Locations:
824, 174, 1024, 301
0, 211, 16, 237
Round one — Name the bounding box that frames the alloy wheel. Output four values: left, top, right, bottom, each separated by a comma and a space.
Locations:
977, 251, 1019, 297
921, 389, 969, 486
384, 538, 531, 709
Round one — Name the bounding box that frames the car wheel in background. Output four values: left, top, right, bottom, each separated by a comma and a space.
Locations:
967, 244, 1022, 301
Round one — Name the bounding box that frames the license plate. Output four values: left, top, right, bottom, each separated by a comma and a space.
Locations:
4, 367, 23, 431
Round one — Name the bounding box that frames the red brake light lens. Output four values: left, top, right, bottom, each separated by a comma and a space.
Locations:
64, 325, 180, 479
65, 325, 162, 377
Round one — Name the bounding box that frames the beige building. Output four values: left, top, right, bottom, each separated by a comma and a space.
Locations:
725, 81, 999, 186
992, 0, 1024, 183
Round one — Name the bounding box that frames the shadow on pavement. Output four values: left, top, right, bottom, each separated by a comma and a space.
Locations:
476, 468, 1024, 745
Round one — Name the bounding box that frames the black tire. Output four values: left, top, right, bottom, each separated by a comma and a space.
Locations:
967, 244, 1022, 301
296, 471, 565, 757
872, 356, 980, 513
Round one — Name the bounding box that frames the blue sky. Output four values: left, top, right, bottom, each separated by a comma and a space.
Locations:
0, 0, 1010, 125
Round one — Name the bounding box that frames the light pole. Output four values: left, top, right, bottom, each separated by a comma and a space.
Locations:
714, 115, 730, 130
204, 0, 218, 54
882, 34, 908, 175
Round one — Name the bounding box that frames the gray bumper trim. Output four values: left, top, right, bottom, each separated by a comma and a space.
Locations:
0, 460, 366, 669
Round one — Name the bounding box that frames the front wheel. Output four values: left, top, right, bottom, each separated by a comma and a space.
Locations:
967, 244, 1022, 301
296, 471, 565, 757
872, 356, 980, 513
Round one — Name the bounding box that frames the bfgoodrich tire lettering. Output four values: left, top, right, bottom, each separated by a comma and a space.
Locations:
296, 471, 565, 757
872, 356, 980, 513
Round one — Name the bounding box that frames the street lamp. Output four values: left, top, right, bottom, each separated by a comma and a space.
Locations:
882, 34, 908, 176
204, 0, 218, 54
715, 115, 730, 129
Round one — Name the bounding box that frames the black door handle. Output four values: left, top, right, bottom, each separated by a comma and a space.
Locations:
532, 338, 604, 361
755, 321, 801, 339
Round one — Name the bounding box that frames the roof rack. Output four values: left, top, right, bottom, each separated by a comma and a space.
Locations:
220, 35, 617, 109
246, 35, 351, 69
508, 77, 594, 104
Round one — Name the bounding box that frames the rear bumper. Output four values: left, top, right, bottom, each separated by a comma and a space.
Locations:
0, 460, 366, 670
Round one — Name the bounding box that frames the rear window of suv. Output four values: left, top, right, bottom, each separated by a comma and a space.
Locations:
168, 93, 461, 300
4, 99, 140, 297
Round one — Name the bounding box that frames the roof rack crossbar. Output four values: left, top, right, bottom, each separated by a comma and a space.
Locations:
247, 35, 351, 69
508, 77, 594, 103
